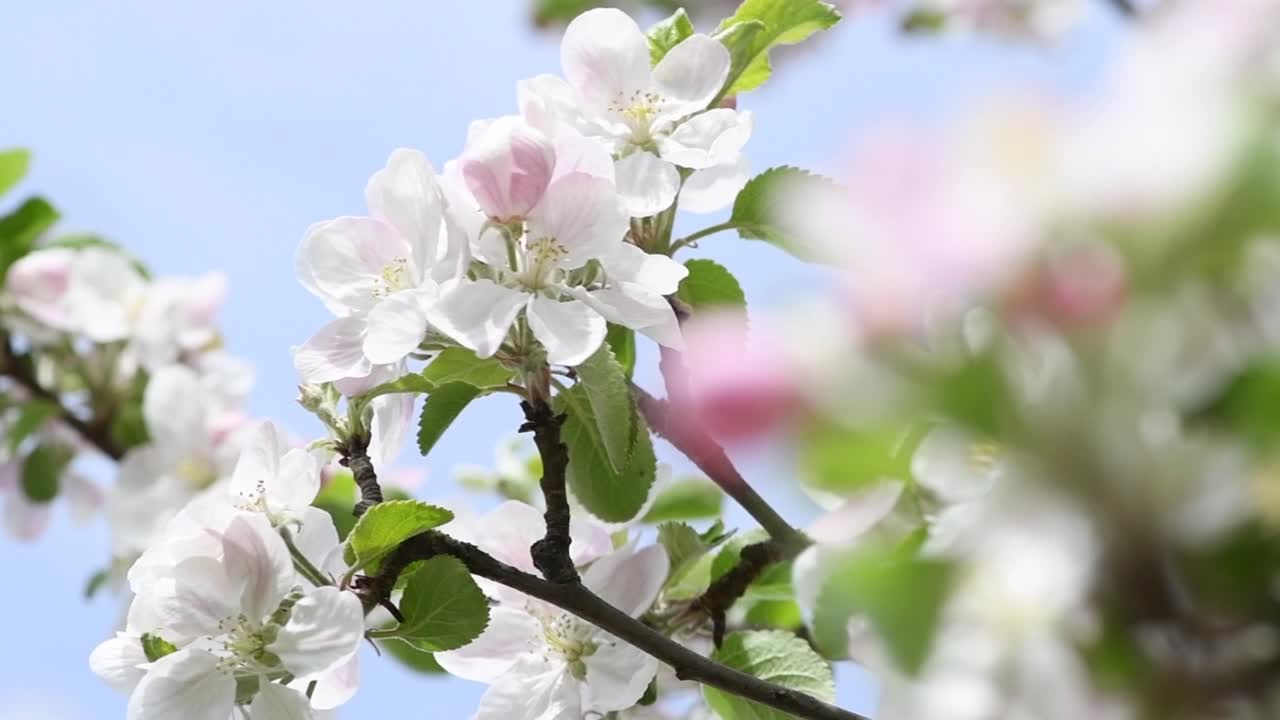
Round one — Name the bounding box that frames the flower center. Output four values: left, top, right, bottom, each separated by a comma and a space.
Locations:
519, 236, 569, 290
541, 613, 597, 679
610, 89, 666, 142
214, 614, 281, 675
176, 457, 218, 490
374, 257, 411, 297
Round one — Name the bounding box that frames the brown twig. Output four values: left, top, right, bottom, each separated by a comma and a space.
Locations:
519, 399, 578, 584
339, 434, 382, 517
697, 539, 787, 647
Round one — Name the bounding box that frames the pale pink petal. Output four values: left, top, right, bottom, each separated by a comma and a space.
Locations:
462, 116, 557, 221
434, 606, 541, 682
582, 544, 669, 617
561, 8, 650, 111
528, 172, 629, 268
657, 109, 752, 170
294, 316, 373, 385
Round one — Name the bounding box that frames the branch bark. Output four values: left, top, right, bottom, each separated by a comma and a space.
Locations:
697, 539, 786, 646
0, 335, 124, 460
520, 398, 578, 584
338, 434, 382, 517
367, 530, 868, 720
1106, 0, 1137, 16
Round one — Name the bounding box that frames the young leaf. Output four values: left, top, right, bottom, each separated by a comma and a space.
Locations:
811, 547, 954, 673
648, 8, 695, 65
703, 630, 836, 720
642, 476, 724, 523
417, 382, 482, 457
676, 259, 746, 312
571, 344, 636, 473
605, 323, 636, 378
556, 384, 657, 523
730, 166, 839, 262
21, 444, 71, 503
0, 197, 59, 283
83, 568, 112, 600
0, 148, 31, 197
7, 398, 59, 453
343, 500, 454, 572
420, 348, 514, 389
800, 420, 923, 496
659, 521, 734, 601
714, 0, 841, 97
140, 633, 178, 663
391, 556, 490, 652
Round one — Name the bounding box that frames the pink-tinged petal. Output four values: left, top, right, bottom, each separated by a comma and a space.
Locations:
294, 653, 359, 711
366, 148, 447, 277
7, 248, 75, 329
679, 154, 752, 213
221, 513, 295, 622
249, 682, 314, 720
526, 296, 607, 367
519, 74, 586, 137
808, 482, 904, 546
296, 217, 410, 315
293, 316, 373, 385
567, 284, 684, 350
581, 634, 658, 712
462, 116, 557, 221
272, 586, 364, 677
90, 633, 149, 694
651, 34, 731, 122
3, 490, 52, 541
473, 655, 580, 720
434, 606, 541, 682
331, 358, 400, 397
568, 515, 614, 566
472, 500, 547, 571
561, 8, 650, 111
614, 152, 680, 217
681, 312, 797, 441
529, 172, 629, 268
427, 279, 527, 358
599, 243, 687, 295
363, 289, 432, 365
551, 133, 615, 184
229, 420, 288, 508
582, 544, 669, 617
439, 159, 488, 255
126, 649, 235, 720
657, 109, 752, 170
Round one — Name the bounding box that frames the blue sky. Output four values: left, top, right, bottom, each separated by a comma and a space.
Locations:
0, 1, 1126, 717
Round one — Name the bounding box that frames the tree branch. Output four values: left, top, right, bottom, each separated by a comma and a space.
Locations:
520, 398, 578, 584
697, 539, 786, 646
365, 530, 868, 720
338, 434, 381, 517
1106, 0, 1137, 16
0, 335, 124, 460
633, 384, 808, 554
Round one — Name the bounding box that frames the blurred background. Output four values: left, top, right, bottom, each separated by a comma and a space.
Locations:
0, 1, 1129, 716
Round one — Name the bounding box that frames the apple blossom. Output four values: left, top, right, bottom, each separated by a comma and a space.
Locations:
6, 245, 148, 343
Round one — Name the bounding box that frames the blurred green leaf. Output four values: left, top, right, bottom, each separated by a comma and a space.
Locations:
642, 476, 724, 523
0, 197, 58, 284
800, 421, 922, 495
0, 149, 31, 197
1195, 359, 1280, 448
314, 471, 358, 540
7, 398, 59, 453
729, 166, 839, 262
744, 598, 803, 630
21, 443, 71, 503
109, 370, 151, 451
703, 630, 835, 720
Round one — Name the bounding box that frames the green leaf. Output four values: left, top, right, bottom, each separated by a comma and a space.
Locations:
704, 630, 836, 720
642, 476, 724, 523
109, 370, 151, 451
313, 471, 358, 540
48, 233, 151, 278
0, 197, 59, 283
344, 500, 454, 572
659, 521, 734, 601
648, 8, 695, 64
556, 384, 657, 523
800, 421, 922, 496
84, 568, 112, 600
711, 20, 768, 102
7, 398, 59, 453
729, 166, 839, 262
420, 348, 514, 389
714, 0, 841, 97
901, 8, 948, 33
0, 149, 31, 197
811, 547, 954, 672
417, 383, 481, 456
744, 599, 803, 630
381, 638, 446, 673
1195, 358, 1280, 448
141, 633, 177, 663
21, 444, 71, 503
677, 259, 747, 312
392, 556, 490, 652
571, 344, 636, 473
926, 352, 1009, 437
605, 323, 636, 378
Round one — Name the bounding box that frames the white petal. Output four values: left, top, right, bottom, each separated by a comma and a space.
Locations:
143, 366, 208, 450
568, 515, 614, 566
519, 74, 584, 137
473, 500, 548, 571
249, 682, 315, 720
527, 297, 607, 367
651, 34, 730, 122
367, 391, 415, 470
911, 426, 1002, 504
427, 280, 527, 358
3, 491, 51, 541
582, 545, 669, 617
657, 109, 753, 170
599, 243, 688, 294
271, 586, 364, 677
561, 8, 650, 111
550, 133, 615, 184
292, 653, 359, 711
296, 217, 410, 315
365, 148, 446, 277
582, 635, 658, 713
221, 513, 295, 622
363, 290, 431, 365
228, 421, 287, 508
807, 481, 904, 547
474, 656, 580, 720
293, 316, 372, 384
273, 448, 322, 515
528, 173, 629, 268
614, 152, 679, 217
126, 649, 235, 720
434, 606, 541, 682
89, 633, 149, 694
568, 285, 684, 350
291, 506, 344, 581
62, 471, 103, 525
679, 154, 752, 214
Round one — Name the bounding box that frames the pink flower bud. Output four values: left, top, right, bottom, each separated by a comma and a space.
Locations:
461, 116, 556, 222
1005, 243, 1128, 331
6, 248, 75, 329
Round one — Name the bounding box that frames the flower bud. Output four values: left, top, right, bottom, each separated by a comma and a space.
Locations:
7, 248, 75, 329
461, 116, 556, 222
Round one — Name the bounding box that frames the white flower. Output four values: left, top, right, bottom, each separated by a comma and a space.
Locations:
437, 502, 669, 720
131, 272, 227, 369
294, 149, 467, 385
229, 420, 320, 526
6, 246, 148, 342
91, 511, 363, 719
520, 8, 752, 216
431, 118, 686, 366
